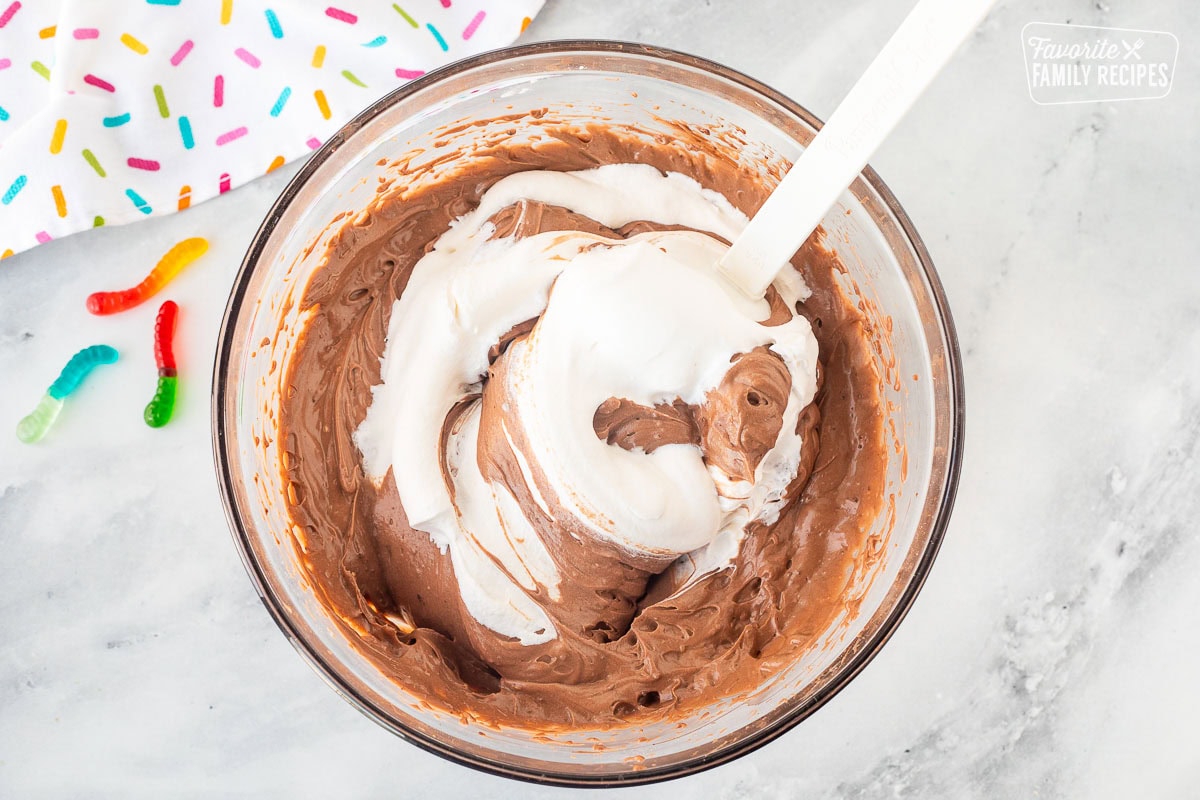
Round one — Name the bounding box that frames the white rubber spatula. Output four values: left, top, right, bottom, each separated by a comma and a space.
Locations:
718, 0, 997, 298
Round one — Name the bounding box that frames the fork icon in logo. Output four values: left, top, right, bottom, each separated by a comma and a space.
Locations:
1122, 38, 1145, 59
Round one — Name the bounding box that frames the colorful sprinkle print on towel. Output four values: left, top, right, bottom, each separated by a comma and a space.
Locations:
0, 0, 544, 257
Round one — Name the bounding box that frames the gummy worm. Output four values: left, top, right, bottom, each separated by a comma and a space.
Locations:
17, 345, 119, 443
144, 300, 179, 428
86, 237, 208, 315
16, 396, 63, 445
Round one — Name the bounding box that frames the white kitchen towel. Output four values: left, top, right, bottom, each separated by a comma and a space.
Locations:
0, 0, 543, 258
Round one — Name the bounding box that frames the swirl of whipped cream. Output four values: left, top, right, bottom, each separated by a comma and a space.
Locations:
356, 164, 819, 646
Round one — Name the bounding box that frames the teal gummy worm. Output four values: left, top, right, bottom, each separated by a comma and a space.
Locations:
48, 345, 119, 399
17, 345, 118, 443
16, 395, 64, 444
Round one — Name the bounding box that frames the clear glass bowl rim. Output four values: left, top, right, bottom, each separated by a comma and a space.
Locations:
211, 39, 966, 788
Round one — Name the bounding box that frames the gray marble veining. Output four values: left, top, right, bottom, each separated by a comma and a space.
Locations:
2, 1, 1198, 796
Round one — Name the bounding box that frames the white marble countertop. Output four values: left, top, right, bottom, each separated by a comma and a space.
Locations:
3, 0, 1198, 796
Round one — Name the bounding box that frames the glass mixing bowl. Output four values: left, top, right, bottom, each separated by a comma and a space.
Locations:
212, 41, 964, 786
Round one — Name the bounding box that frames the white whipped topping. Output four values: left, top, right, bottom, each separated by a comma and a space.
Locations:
355, 164, 819, 644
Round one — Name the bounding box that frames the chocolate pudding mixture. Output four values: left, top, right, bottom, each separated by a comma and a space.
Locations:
279, 123, 887, 729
